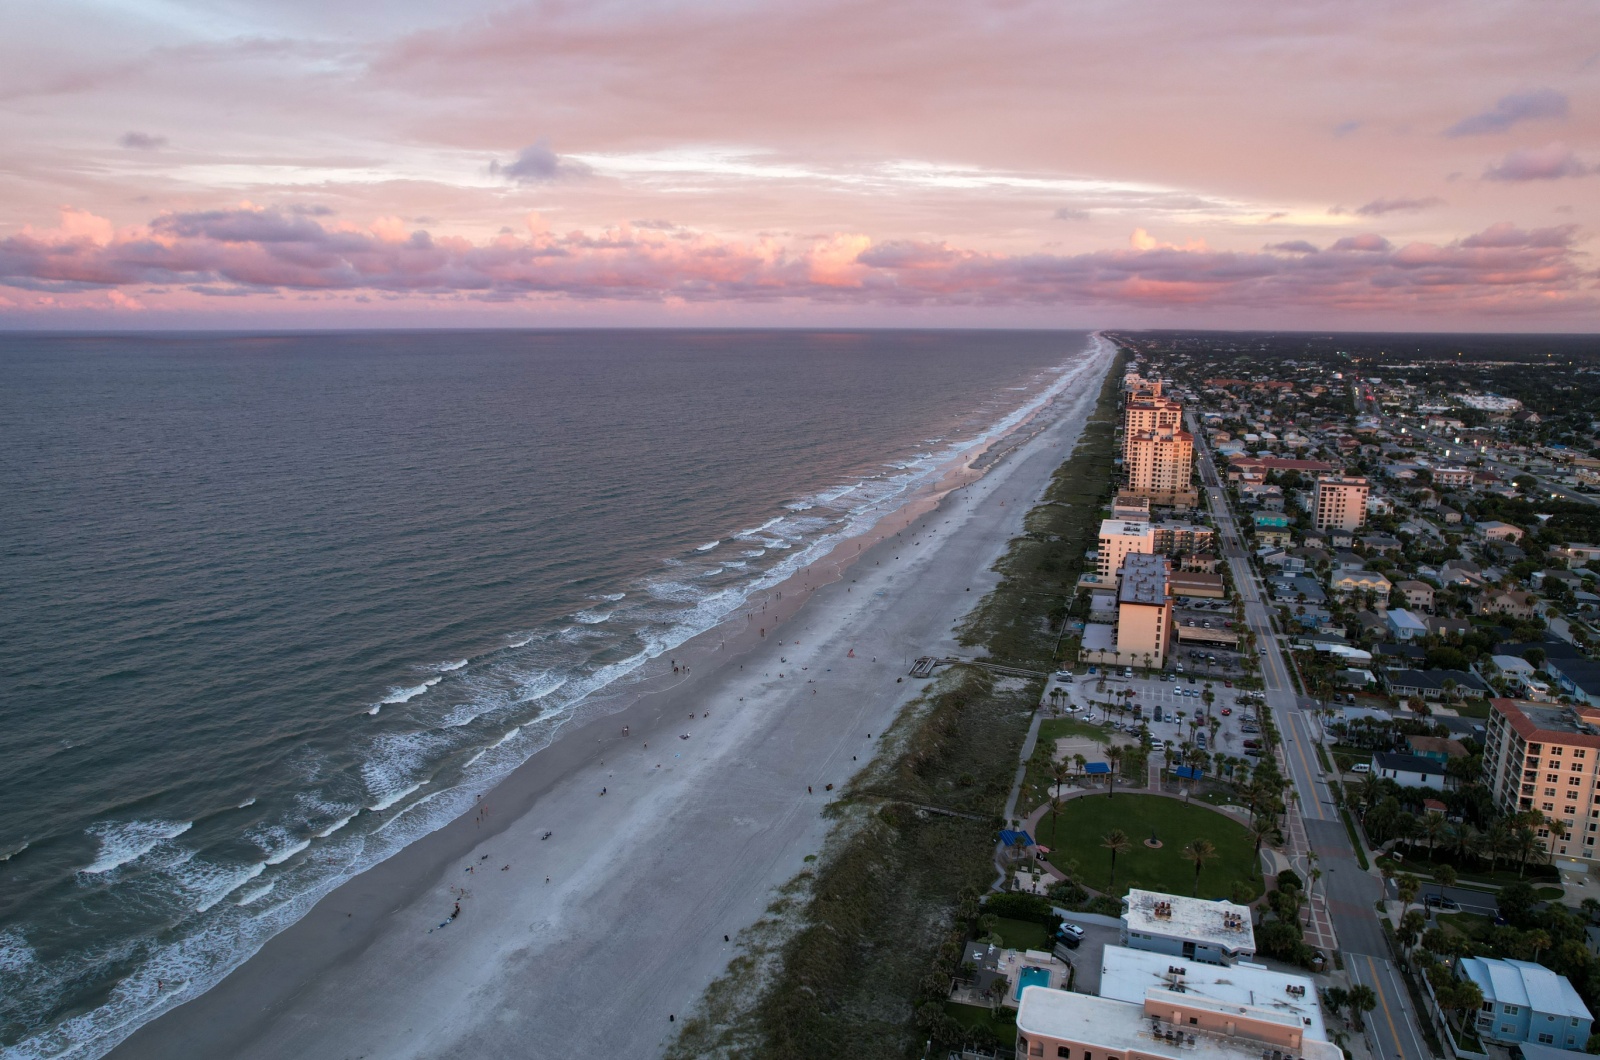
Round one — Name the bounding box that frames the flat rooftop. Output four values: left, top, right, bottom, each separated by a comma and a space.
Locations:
1122, 889, 1255, 954
1016, 988, 1340, 1060
1101, 518, 1155, 539
1099, 945, 1325, 1041
1119, 553, 1170, 606
1494, 699, 1600, 749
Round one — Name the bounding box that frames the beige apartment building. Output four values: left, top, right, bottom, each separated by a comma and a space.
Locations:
1126, 428, 1196, 506
1484, 699, 1600, 860
1115, 553, 1174, 668
1124, 398, 1184, 441
1313, 475, 1369, 532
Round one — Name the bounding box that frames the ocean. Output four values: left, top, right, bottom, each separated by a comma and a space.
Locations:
0, 328, 1096, 1057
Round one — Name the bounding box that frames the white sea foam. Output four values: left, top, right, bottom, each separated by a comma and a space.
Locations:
264, 837, 311, 866
463, 749, 486, 768
82, 820, 193, 874
439, 659, 468, 672
314, 812, 358, 839
0, 927, 37, 974
236, 881, 276, 905
599, 592, 626, 601
236, 798, 256, 809
695, 540, 720, 552
367, 782, 423, 812
192, 861, 266, 912
741, 549, 766, 558
0, 840, 29, 862
735, 516, 784, 538
573, 609, 611, 624
493, 726, 522, 748
380, 677, 442, 706
508, 636, 533, 648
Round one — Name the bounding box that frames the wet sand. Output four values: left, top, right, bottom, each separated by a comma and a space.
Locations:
109, 341, 1113, 1060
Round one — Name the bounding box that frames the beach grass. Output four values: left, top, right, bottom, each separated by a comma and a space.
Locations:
667, 346, 1126, 1060
1035, 794, 1255, 899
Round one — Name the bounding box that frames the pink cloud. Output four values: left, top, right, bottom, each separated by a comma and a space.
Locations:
0, 207, 1593, 321
1483, 142, 1590, 181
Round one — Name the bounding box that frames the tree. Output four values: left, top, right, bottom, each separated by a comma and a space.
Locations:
1047, 795, 1065, 843
1105, 744, 1125, 799
1398, 909, 1426, 955
1182, 838, 1219, 896
1247, 816, 1279, 878
1102, 829, 1132, 891
1322, 986, 1350, 1025
1396, 873, 1421, 914
1433, 864, 1458, 910
1346, 984, 1377, 1031
1421, 811, 1448, 855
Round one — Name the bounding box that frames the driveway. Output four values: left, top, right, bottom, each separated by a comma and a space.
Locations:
1052, 919, 1121, 995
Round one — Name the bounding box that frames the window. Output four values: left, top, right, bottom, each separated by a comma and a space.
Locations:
1576, 763, 1586, 772
1548, 774, 1560, 783
1578, 749, 1588, 759
1554, 747, 1566, 756
1539, 1034, 1555, 1045
1058, 1049, 1071, 1059
1504, 1005, 1521, 1015
1503, 1025, 1516, 1034
1573, 777, 1584, 786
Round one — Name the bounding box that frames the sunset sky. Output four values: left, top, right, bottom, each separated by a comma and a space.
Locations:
2, 0, 1596, 329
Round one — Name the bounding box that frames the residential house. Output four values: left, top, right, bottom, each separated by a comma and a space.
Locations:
1385, 668, 1491, 701
1372, 751, 1449, 790
1397, 580, 1436, 610
1478, 520, 1526, 543
1386, 609, 1428, 641
1405, 735, 1468, 762
1480, 589, 1538, 620
1458, 956, 1592, 1049
1330, 569, 1392, 598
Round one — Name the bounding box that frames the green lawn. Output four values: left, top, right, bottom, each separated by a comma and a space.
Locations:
1038, 718, 1112, 745
1037, 794, 1256, 898
1449, 699, 1491, 719
946, 1002, 1017, 1046
992, 916, 1050, 951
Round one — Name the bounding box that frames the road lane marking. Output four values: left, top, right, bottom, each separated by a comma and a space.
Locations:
1385, 958, 1429, 1059
1365, 954, 1407, 1059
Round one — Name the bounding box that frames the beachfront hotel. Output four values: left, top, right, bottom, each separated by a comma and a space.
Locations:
1080, 554, 1175, 669
1483, 698, 1600, 860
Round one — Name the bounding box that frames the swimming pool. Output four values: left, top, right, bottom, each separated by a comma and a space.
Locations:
1015, 966, 1051, 999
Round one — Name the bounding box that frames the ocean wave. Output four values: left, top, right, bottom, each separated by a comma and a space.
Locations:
191, 861, 266, 913
1, 840, 29, 862
695, 540, 720, 552
492, 726, 521, 748
438, 659, 468, 672
598, 592, 626, 601
0, 927, 37, 974
82, 819, 194, 874
236, 881, 275, 905
379, 677, 442, 706
736, 516, 785, 538
572, 609, 611, 624
313, 811, 359, 839
236, 798, 256, 809
367, 782, 424, 813
263, 837, 311, 866
741, 549, 766, 558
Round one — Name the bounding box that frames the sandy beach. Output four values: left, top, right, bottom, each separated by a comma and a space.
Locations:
108, 340, 1113, 1060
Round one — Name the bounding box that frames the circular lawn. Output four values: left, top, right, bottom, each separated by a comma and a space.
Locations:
1036, 794, 1256, 899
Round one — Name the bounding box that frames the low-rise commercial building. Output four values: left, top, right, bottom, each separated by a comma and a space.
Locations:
1120, 889, 1254, 965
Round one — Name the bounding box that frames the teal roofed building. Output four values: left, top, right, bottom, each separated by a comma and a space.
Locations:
1253, 512, 1290, 529
1458, 956, 1592, 1050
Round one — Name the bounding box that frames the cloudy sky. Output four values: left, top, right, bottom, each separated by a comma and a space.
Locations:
2, 0, 1596, 329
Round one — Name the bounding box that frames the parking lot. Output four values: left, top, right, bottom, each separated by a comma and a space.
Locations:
1047, 918, 1120, 995
1054, 666, 1266, 764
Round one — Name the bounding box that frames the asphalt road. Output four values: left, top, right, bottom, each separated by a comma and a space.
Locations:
1190, 416, 1432, 1060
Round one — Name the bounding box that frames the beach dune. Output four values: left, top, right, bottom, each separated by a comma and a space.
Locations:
110, 343, 1113, 1060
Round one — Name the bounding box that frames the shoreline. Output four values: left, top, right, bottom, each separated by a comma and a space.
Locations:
103, 336, 1115, 1060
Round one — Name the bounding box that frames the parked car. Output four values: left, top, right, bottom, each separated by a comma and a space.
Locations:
1351, 762, 1371, 773
1425, 894, 1461, 912
1055, 670, 1073, 680
1220, 708, 1232, 716
1150, 739, 1167, 751
1058, 922, 1086, 945
1243, 740, 1261, 749
1244, 748, 1261, 758
1223, 680, 1233, 688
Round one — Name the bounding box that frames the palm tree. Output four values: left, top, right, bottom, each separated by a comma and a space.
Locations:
1347, 984, 1377, 1031
1396, 873, 1420, 914
1105, 745, 1125, 799
1181, 838, 1218, 896
1421, 812, 1448, 857
1433, 864, 1457, 911
1247, 816, 1279, 877
1102, 829, 1133, 891
1047, 795, 1065, 844
1050, 759, 1071, 799
1073, 753, 1088, 779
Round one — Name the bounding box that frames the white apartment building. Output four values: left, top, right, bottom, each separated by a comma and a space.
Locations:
1313, 476, 1369, 532
1098, 519, 1156, 579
